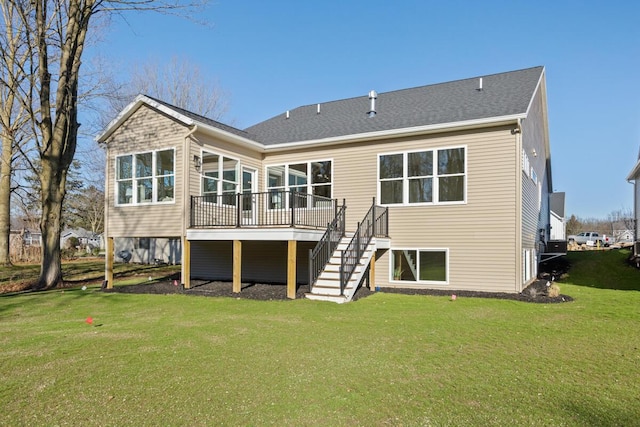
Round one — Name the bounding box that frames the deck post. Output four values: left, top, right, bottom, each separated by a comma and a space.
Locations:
105, 237, 114, 289
233, 240, 242, 293
287, 240, 297, 299
182, 238, 191, 289
369, 252, 376, 291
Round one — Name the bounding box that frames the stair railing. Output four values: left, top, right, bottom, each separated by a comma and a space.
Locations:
308, 200, 346, 289
339, 198, 388, 294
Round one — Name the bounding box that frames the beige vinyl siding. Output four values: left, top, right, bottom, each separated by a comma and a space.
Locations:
188, 134, 263, 202
635, 180, 640, 241
191, 240, 314, 284
265, 126, 519, 293
378, 128, 518, 292
521, 85, 549, 249
106, 105, 186, 237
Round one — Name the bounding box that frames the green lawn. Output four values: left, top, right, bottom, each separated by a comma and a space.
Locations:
1, 251, 639, 426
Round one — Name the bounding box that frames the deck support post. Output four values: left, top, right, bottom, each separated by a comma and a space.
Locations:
233, 240, 242, 293
182, 238, 191, 289
105, 237, 114, 289
287, 240, 297, 299
369, 252, 376, 291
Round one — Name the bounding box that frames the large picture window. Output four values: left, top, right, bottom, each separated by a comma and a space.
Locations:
266, 160, 332, 208
391, 249, 448, 283
379, 147, 465, 205
116, 149, 174, 205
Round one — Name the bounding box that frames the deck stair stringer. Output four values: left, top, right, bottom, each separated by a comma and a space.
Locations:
306, 235, 377, 303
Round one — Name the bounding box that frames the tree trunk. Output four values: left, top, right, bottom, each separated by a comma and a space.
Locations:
36, 164, 67, 289
0, 134, 12, 265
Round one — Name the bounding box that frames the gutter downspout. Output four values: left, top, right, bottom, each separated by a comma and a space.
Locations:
181, 125, 199, 289
514, 118, 523, 292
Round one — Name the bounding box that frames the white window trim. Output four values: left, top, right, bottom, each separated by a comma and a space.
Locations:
264, 159, 334, 209
522, 149, 531, 178
115, 147, 176, 206
389, 247, 450, 285
377, 146, 467, 207
199, 149, 241, 206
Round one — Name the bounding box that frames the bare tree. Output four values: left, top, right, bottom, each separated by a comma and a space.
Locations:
1, 0, 208, 289
0, 1, 32, 266
65, 184, 104, 233
103, 54, 230, 125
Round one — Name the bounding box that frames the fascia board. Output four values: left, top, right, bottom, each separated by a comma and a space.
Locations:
96, 95, 195, 143
526, 68, 553, 191
195, 123, 267, 152
262, 114, 525, 152
627, 159, 640, 181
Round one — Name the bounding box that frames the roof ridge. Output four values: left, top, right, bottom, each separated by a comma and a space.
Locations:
288, 66, 544, 111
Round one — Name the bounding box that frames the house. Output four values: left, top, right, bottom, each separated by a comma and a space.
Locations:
10, 228, 42, 247
60, 228, 105, 251
98, 66, 564, 302
9, 228, 41, 263
627, 148, 640, 263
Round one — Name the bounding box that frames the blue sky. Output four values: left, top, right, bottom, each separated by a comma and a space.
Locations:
93, 0, 640, 219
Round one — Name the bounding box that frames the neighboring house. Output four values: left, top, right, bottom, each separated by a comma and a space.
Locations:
613, 229, 634, 244
98, 66, 564, 302
627, 148, 640, 262
60, 228, 105, 250
9, 228, 42, 247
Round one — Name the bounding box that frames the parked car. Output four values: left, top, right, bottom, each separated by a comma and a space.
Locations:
568, 232, 613, 247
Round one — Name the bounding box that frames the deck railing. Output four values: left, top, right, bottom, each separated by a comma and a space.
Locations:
308, 201, 346, 289
339, 199, 388, 294
190, 191, 337, 229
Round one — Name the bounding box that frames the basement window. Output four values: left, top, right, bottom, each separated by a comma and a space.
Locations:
391, 248, 448, 283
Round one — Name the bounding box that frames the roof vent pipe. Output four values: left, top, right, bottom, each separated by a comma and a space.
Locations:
368, 90, 377, 117
317, 103, 321, 114
286, 110, 290, 119
477, 77, 483, 91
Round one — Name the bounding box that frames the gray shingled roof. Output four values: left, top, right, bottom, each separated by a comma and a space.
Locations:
144, 95, 253, 140
244, 66, 544, 145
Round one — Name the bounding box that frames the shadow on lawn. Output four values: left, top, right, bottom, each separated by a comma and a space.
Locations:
0, 262, 181, 296
561, 398, 639, 427
558, 250, 640, 292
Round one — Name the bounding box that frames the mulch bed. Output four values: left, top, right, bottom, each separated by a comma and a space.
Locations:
104, 276, 573, 303
106, 255, 574, 302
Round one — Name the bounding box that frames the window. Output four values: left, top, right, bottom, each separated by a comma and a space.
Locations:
379, 147, 465, 205
522, 149, 530, 178
116, 149, 174, 205
137, 238, 150, 250
266, 160, 332, 208
391, 249, 448, 283
201, 152, 238, 205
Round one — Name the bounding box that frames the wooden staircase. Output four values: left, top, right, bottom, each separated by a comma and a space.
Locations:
305, 234, 377, 303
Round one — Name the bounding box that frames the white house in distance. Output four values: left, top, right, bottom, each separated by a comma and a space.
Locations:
627, 147, 640, 264
98, 66, 565, 302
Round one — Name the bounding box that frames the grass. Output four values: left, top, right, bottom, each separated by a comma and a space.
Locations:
1, 251, 639, 426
